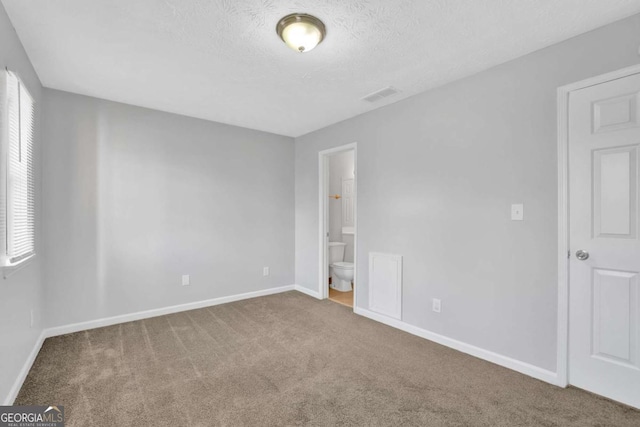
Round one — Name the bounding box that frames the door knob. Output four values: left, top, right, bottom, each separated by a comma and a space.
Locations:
576, 250, 589, 261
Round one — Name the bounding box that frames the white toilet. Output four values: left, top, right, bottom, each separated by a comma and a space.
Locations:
328, 242, 354, 292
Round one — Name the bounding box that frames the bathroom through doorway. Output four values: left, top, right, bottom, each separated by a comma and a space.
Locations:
318, 143, 357, 308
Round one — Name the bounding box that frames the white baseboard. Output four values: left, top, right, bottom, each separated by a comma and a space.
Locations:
7, 285, 560, 406
353, 307, 560, 386
4, 284, 296, 405
4, 330, 46, 405
294, 284, 322, 299
45, 285, 296, 338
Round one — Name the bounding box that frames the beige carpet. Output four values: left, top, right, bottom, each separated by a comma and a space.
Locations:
16, 291, 640, 426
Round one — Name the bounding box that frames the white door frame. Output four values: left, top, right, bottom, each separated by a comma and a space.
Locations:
556, 63, 640, 388
318, 142, 358, 305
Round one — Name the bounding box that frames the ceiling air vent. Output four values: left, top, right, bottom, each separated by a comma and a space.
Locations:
362, 86, 399, 103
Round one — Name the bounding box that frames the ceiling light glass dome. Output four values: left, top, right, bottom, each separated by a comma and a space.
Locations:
276, 13, 326, 53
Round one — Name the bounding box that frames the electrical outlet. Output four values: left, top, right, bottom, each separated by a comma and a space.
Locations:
432, 298, 441, 313
511, 203, 524, 221
263, 267, 270, 276
182, 274, 190, 286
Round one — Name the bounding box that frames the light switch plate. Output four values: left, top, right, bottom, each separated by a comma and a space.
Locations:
511, 204, 524, 221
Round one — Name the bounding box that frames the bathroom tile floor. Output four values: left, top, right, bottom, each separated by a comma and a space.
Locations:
328, 287, 353, 307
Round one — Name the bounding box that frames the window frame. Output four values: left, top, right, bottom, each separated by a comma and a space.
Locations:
1, 69, 36, 277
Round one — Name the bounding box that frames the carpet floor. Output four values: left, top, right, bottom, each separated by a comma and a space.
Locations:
16, 291, 640, 426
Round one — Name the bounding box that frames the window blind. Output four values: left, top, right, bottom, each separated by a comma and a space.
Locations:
0, 69, 35, 267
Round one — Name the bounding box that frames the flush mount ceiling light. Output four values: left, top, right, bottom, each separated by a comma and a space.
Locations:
276, 13, 326, 53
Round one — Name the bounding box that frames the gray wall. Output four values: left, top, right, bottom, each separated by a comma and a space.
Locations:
295, 14, 640, 372
43, 90, 295, 328
0, 4, 44, 403
3, 2, 640, 403
329, 150, 355, 263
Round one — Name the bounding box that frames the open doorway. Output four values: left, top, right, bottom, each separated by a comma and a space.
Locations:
319, 143, 357, 308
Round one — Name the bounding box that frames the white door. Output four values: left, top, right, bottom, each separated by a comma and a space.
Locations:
569, 73, 640, 408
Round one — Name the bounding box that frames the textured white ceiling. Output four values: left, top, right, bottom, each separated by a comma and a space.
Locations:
3, 0, 640, 137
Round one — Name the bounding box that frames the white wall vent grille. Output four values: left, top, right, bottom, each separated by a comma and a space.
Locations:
362, 86, 400, 103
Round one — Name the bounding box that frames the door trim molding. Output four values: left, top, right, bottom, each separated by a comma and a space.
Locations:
556, 63, 640, 388
318, 143, 358, 303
